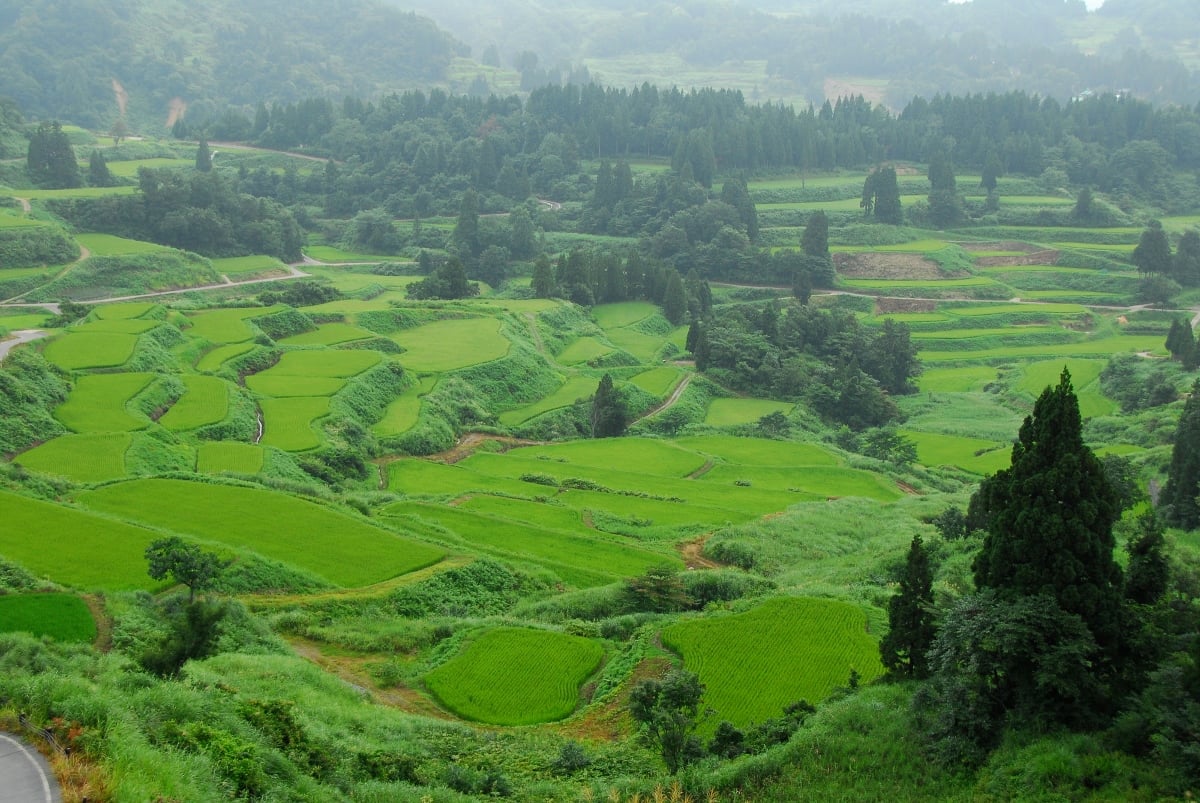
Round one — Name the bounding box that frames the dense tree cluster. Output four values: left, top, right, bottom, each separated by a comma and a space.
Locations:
25, 121, 80, 189
692, 302, 919, 430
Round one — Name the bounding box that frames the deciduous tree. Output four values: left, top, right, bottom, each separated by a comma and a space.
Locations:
145, 536, 226, 603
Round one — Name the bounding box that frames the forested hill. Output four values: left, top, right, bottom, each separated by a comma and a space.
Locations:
0, 0, 467, 130
394, 0, 1198, 108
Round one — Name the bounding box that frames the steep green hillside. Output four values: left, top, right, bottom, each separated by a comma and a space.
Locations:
0, 0, 467, 129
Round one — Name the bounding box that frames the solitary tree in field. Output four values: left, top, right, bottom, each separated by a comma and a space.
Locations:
195, 137, 213, 172
145, 537, 226, 603
629, 670, 706, 774
801, 210, 830, 260
881, 534, 936, 678
1133, 220, 1173, 277
590, 373, 625, 438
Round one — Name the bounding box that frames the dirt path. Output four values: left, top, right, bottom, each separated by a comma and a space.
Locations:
244, 555, 472, 609
524, 312, 547, 356
0, 330, 48, 361
209, 141, 333, 164
679, 535, 720, 569
82, 594, 113, 652
14, 197, 31, 214
686, 459, 714, 479
631, 373, 693, 425
428, 432, 543, 465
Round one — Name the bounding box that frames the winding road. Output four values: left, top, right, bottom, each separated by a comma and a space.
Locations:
0, 330, 48, 361
0, 732, 61, 803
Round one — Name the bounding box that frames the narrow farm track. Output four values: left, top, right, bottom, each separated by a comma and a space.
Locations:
524, 312, 547, 356
429, 432, 543, 464
0, 244, 91, 305
0, 329, 48, 361
14, 196, 31, 213
679, 535, 720, 569
208, 141, 333, 164
631, 373, 693, 426
83, 594, 113, 652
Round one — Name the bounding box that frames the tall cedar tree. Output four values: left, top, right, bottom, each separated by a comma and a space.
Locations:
662, 270, 687, 325
531, 254, 555, 298
801, 211, 830, 259
972, 369, 1124, 659
1162, 380, 1200, 529
927, 152, 962, 228
590, 373, 625, 438
454, 188, 481, 257
1133, 220, 1173, 277
862, 166, 902, 224
87, 149, 112, 187
880, 534, 936, 678
1174, 229, 1200, 287
195, 138, 212, 172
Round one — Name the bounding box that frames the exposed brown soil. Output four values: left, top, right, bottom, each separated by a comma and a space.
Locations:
823, 77, 889, 109
875, 298, 937, 314
427, 432, 543, 464
834, 252, 944, 279
687, 460, 715, 479
896, 481, 921, 496
679, 535, 720, 569
974, 249, 1061, 267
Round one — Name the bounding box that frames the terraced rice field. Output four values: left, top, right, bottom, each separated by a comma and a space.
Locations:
259, 397, 330, 451
901, 430, 1011, 475
16, 433, 132, 482
186, 307, 280, 343
661, 597, 884, 728
374, 376, 437, 436
383, 501, 675, 587
211, 255, 287, 275
424, 628, 603, 725
93, 303, 158, 320
42, 331, 137, 369
196, 343, 255, 372
705, 398, 794, 427
919, 334, 1165, 362
278, 323, 373, 346
1016, 358, 1116, 418
79, 478, 445, 587
498, 375, 597, 426
391, 318, 510, 371
196, 442, 265, 474
73, 233, 167, 256
593, 301, 657, 329
159, 376, 230, 431
0, 489, 162, 589
917, 366, 999, 393
0, 593, 97, 642
56, 373, 154, 432
556, 336, 614, 366
629, 366, 683, 397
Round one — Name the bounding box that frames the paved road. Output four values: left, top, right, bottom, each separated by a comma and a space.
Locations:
0, 732, 61, 803
0, 330, 47, 362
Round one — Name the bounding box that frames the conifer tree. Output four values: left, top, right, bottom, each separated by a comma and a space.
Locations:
531, 254, 555, 298
26, 121, 80, 188
801, 211, 830, 259
880, 534, 936, 678
590, 373, 625, 438
1173, 229, 1200, 287
1162, 380, 1200, 530
972, 370, 1124, 657
195, 137, 213, 172
88, 149, 112, 187
662, 270, 687, 325
1133, 220, 1173, 277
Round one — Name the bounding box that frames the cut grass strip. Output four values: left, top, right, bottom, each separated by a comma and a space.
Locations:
56, 373, 154, 432
16, 433, 131, 483
79, 478, 446, 587
160, 376, 230, 431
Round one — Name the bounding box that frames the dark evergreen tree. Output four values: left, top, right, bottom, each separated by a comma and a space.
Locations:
662, 270, 687, 325
1072, 186, 1095, 221
26, 121, 80, 188
1173, 229, 1200, 287
1125, 512, 1169, 605
195, 137, 213, 172
801, 211, 830, 259
880, 534, 936, 679
720, 176, 758, 241
454, 188, 481, 258
972, 370, 1124, 661
863, 166, 902, 224
87, 149, 112, 187
980, 151, 1002, 192
590, 373, 626, 438
1162, 380, 1200, 530
531, 254, 555, 298
927, 152, 962, 228
1133, 220, 1173, 277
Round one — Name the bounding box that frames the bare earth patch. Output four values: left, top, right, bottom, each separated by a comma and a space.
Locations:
875, 298, 937, 314
834, 252, 943, 279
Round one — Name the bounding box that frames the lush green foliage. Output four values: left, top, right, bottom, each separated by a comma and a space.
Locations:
0, 593, 96, 642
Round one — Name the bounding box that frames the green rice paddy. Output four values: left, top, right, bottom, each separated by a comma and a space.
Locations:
0, 593, 97, 643
391, 318, 510, 371
629, 366, 683, 397
93, 303, 158, 320
278, 323, 373, 346
705, 398, 794, 426
196, 442, 265, 474
185, 307, 280, 343
79, 479, 445, 587
16, 433, 131, 483
374, 376, 437, 436
42, 331, 137, 369
661, 597, 884, 728
159, 376, 230, 431
56, 373, 154, 432
74, 233, 167, 256
593, 301, 657, 329
259, 397, 330, 451
901, 430, 1011, 475
425, 628, 603, 725
211, 255, 287, 275
556, 336, 614, 366
498, 375, 597, 425
196, 343, 255, 372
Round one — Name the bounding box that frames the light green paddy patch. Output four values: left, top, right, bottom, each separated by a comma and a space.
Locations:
106, 157, 192, 177
629, 365, 683, 397
92, 302, 158, 320
259, 397, 331, 451
304, 246, 416, 263
556, 336, 614, 366
674, 435, 839, 467
901, 429, 1011, 475
917, 365, 999, 393
269, 349, 382, 377
16, 433, 132, 483
196, 442, 265, 474
919, 335, 1166, 362
910, 326, 1061, 340
42, 331, 137, 369
944, 303, 1087, 317
1016, 358, 1116, 418
392, 317, 510, 372
704, 398, 794, 427
56, 373, 154, 432
278, 323, 373, 346
71, 318, 161, 335
196, 342, 255, 372
160, 376, 230, 431
593, 301, 658, 329
374, 376, 438, 437
498, 375, 596, 426
516, 438, 709, 478
185, 306, 280, 343
211, 255, 288, 275
74, 233, 168, 256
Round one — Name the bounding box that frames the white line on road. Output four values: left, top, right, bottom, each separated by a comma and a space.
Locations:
0, 732, 54, 803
